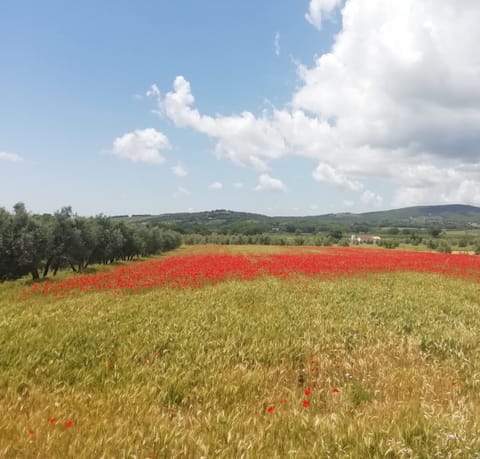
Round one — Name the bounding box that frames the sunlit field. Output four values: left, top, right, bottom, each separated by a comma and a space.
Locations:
1, 245, 480, 458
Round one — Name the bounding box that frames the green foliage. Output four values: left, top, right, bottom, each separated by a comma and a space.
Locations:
436, 242, 452, 254
135, 204, 480, 234
378, 239, 400, 249
348, 381, 373, 407
328, 229, 343, 241
0, 203, 182, 281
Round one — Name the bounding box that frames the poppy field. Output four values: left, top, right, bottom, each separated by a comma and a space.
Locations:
26, 245, 480, 296
1, 245, 480, 457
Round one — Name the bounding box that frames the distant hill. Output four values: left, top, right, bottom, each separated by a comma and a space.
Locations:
357, 204, 480, 227
117, 205, 480, 233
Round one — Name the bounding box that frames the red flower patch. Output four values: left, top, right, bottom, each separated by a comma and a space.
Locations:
26, 248, 480, 296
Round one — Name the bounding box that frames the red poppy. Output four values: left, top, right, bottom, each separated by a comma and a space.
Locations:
27, 248, 480, 296
27, 430, 35, 437
302, 399, 310, 408
65, 419, 75, 428
267, 405, 275, 414
48, 417, 57, 425
331, 387, 340, 393
304, 386, 312, 396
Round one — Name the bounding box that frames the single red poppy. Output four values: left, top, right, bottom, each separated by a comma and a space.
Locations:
48, 417, 57, 425
267, 405, 275, 414
302, 399, 310, 408
304, 386, 312, 396
331, 387, 340, 393
65, 419, 75, 428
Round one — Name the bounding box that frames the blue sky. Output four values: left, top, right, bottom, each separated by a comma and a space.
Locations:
2, 0, 480, 216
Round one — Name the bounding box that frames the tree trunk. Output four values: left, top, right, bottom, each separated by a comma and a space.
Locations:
31, 269, 40, 280
43, 256, 54, 278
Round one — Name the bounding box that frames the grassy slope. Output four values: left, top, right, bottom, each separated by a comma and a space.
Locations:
133, 204, 480, 229
1, 247, 480, 457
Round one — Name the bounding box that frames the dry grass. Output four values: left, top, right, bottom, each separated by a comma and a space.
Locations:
1, 246, 480, 458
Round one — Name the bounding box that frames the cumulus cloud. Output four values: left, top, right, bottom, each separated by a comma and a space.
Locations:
313, 163, 363, 191
160, 76, 287, 170
305, 0, 343, 29
391, 164, 480, 207
254, 174, 287, 192
294, 0, 480, 163
151, 0, 480, 208
112, 128, 169, 165
0, 152, 23, 162
171, 161, 188, 177
209, 181, 223, 190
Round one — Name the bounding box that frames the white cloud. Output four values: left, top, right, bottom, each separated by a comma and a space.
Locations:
146, 84, 160, 97
391, 164, 480, 207
152, 0, 480, 208
254, 174, 287, 192
361, 190, 383, 207
294, 0, 480, 166
171, 161, 188, 177
0, 152, 23, 162
159, 76, 287, 170
112, 128, 169, 165
312, 163, 362, 191
209, 181, 223, 190
274, 32, 281, 56
305, 0, 343, 29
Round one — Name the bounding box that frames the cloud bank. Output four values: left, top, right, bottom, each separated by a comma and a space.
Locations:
150, 0, 480, 208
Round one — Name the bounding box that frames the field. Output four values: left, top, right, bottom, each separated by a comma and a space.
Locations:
1, 245, 480, 458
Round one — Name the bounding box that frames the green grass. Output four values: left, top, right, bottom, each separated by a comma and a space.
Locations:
1, 247, 480, 457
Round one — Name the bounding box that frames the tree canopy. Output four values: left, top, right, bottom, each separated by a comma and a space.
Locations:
0, 204, 181, 281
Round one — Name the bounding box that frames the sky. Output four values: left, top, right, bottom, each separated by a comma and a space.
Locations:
2, 0, 480, 217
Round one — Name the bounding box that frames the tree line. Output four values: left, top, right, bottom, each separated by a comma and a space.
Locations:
0, 203, 182, 281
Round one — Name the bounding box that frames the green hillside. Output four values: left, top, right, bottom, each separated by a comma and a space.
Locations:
113, 204, 480, 233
